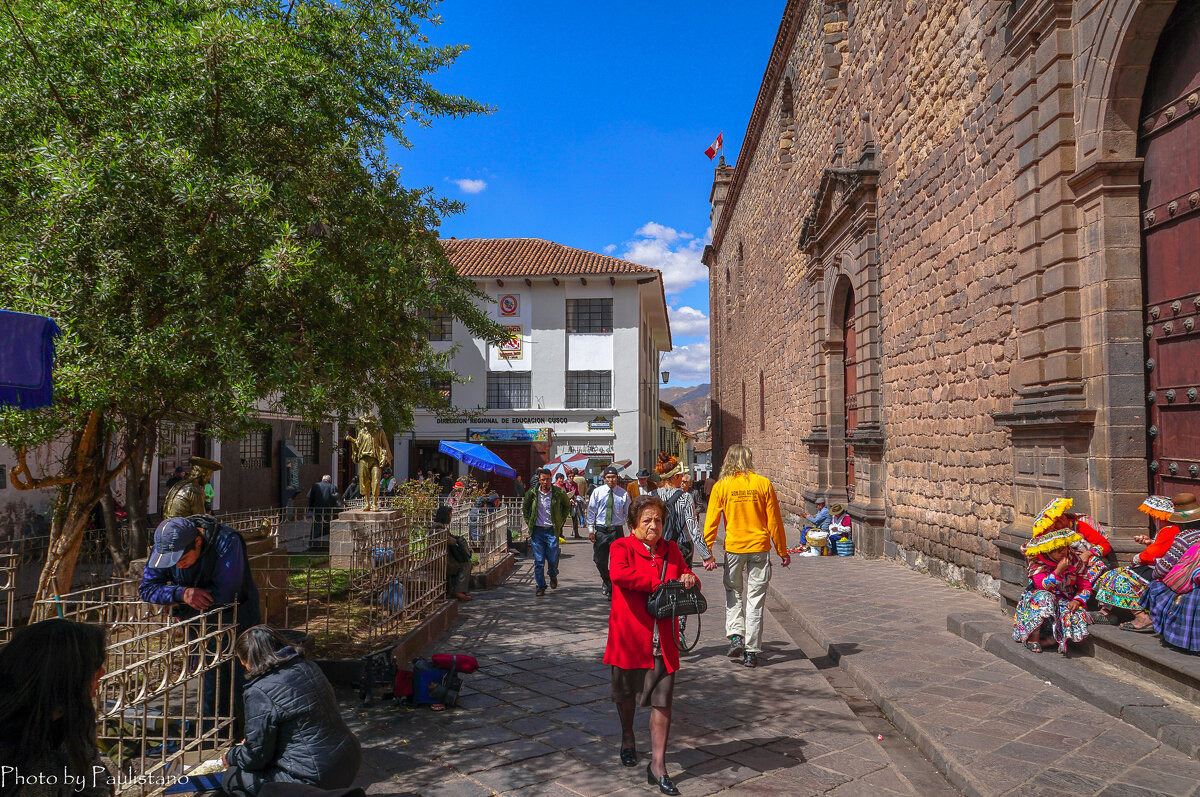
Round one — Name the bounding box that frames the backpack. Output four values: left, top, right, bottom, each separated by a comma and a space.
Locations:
656, 488, 693, 561
1162, 542, 1200, 594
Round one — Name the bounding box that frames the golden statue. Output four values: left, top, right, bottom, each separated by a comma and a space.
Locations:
163, 456, 222, 519
346, 415, 391, 511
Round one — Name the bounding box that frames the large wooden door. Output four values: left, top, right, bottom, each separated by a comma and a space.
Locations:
843, 289, 858, 501
1142, 2, 1200, 497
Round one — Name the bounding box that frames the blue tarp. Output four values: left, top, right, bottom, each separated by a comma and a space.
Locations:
0, 310, 60, 409
438, 441, 517, 478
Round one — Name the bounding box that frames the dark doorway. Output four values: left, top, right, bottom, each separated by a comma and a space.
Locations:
842, 288, 858, 502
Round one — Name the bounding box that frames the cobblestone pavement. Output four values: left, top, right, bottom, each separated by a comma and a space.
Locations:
769, 553, 1200, 797
345, 538, 957, 796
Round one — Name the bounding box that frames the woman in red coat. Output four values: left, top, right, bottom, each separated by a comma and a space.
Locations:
606, 493, 699, 796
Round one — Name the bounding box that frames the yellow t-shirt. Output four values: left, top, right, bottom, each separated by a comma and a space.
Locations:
703, 472, 787, 556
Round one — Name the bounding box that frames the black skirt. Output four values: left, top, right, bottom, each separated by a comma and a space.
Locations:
610, 656, 675, 708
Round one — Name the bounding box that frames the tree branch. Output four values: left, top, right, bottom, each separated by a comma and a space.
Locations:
0, 0, 83, 130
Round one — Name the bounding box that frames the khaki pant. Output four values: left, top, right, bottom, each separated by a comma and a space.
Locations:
723, 551, 771, 653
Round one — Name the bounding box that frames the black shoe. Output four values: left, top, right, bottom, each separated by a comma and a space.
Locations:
742, 651, 758, 668
535, 588, 546, 596
620, 747, 637, 767
727, 635, 745, 658
550, 576, 558, 589
603, 584, 612, 599
647, 764, 679, 795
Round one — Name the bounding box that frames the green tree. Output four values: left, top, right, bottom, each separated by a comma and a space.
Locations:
0, 0, 503, 615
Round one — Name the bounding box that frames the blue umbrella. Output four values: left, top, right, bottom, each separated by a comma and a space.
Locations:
438, 441, 517, 478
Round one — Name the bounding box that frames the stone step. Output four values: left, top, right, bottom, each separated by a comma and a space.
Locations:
948, 611, 1200, 759
998, 581, 1200, 703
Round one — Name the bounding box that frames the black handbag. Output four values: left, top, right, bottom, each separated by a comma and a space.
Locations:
645, 547, 707, 619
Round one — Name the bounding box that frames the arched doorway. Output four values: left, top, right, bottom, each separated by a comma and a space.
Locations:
842, 287, 858, 501
1141, 2, 1200, 497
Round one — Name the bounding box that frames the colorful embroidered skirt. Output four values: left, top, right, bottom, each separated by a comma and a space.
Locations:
1012, 588, 1091, 646
1141, 580, 1200, 652
1095, 566, 1151, 610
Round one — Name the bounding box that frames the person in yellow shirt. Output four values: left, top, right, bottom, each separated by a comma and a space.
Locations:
702, 444, 790, 668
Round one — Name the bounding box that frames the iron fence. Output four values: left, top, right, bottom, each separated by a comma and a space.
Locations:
500, 497, 529, 542
37, 581, 237, 796
451, 507, 508, 572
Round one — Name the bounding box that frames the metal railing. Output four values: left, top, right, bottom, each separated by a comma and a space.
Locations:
501, 497, 529, 542
37, 582, 237, 795
451, 507, 509, 572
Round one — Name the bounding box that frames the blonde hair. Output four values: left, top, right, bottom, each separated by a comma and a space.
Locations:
719, 444, 755, 481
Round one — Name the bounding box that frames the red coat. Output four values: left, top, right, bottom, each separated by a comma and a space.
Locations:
604, 535, 698, 673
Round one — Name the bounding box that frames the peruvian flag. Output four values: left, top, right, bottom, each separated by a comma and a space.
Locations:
704, 132, 723, 160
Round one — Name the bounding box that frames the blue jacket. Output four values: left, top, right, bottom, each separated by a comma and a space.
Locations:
806, 506, 831, 532
139, 522, 261, 630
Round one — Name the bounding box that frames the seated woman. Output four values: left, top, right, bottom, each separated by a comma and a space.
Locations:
1139, 494, 1200, 652
1013, 500, 1094, 655
0, 619, 112, 797
1094, 495, 1182, 631
223, 626, 361, 797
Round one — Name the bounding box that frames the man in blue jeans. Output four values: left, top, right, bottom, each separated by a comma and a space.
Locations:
522, 468, 572, 596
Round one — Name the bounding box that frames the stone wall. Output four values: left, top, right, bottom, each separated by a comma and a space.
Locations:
707, 0, 1179, 593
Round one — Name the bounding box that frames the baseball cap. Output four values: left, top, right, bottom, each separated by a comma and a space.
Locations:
148, 518, 199, 569
602, 466, 620, 477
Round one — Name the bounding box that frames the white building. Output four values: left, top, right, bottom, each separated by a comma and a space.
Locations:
396, 238, 672, 493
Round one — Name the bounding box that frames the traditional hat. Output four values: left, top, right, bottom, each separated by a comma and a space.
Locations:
1032, 497, 1073, 534
830, 503, 845, 515
1170, 493, 1200, 524
1022, 526, 1083, 558
188, 456, 223, 472
1138, 495, 1175, 521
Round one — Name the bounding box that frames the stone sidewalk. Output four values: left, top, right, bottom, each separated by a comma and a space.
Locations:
768, 553, 1200, 797
345, 538, 955, 796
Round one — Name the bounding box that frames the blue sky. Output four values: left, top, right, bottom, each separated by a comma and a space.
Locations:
390, 1, 785, 387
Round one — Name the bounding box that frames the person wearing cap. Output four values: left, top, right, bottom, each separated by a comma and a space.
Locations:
1139, 493, 1200, 651
804, 499, 831, 533
522, 468, 571, 596
587, 466, 632, 598
166, 465, 187, 490
139, 515, 261, 724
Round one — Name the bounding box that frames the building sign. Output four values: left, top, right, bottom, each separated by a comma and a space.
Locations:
559, 444, 614, 456
468, 428, 551, 443
498, 294, 520, 316
436, 415, 568, 424
587, 416, 613, 431
498, 325, 523, 360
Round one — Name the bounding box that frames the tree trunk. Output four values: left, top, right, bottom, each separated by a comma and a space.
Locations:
101, 488, 129, 577
123, 420, 158, 562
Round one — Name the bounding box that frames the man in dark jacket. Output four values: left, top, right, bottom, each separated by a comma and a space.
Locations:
305, 474, 340, 551
223, 631, 360, 796
139, 516, 260, 726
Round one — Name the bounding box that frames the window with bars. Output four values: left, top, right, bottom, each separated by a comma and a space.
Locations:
566, 299, 613, 333
486, 372, 531, 410
240, 427, 272, 469
566, 370, 612, 408
293, 426, 319, 463
419, 308, 453, 341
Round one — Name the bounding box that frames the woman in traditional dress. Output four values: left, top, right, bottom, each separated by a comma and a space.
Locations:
1139, 494, 1200, 651
1094, 495, 1182, 631
1013, 498, 1095, 655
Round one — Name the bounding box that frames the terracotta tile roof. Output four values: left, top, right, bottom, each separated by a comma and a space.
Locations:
440, 238, 660, 278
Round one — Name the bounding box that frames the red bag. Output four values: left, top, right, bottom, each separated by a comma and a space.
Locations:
431, 653, 479, 674
393, 667, 414, 698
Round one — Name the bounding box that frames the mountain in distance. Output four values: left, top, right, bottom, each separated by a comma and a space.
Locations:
660, 383, 710, 437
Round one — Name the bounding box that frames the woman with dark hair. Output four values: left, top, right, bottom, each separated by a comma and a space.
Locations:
222, 626, 360, 797
0, 619, 111, 797
606, 494, 699, 795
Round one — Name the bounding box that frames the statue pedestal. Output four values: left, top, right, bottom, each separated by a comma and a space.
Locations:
329, 508, 410, 569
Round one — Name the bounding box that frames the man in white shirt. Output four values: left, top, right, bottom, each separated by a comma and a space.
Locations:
587, 466, 631, 598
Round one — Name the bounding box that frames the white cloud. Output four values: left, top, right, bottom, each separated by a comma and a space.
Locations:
452, 178, 487, 194
619, 222, 708, 295
603, 244, 617, 253
668, 306, 709, 337
661, 341, 710, 387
